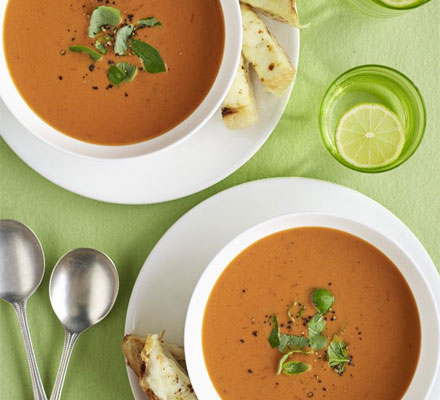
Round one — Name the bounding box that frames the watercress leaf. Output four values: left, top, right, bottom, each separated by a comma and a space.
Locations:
282, 361, 311, 376
307, 313, 327, 350
69, 46, 102, 62
328, 336, 350, 374
88, 6, 122, 38
117, 62, 138, 82
130, 39, 166, 73
311, 288, 334, 314
108, 65, 127, 85
277, 352, 291, 375
309, 334, 327, 350
114, 25, 134, 55
94, 41, 107, 55
268, 315, 280, 348
138, 17, 162, 27
278, 334, 309, 353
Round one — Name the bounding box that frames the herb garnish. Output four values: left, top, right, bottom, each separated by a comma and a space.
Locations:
69, 46, 102, 62
328, 336, 350, 374
307, 313, 327, 350
267, 288, 352, 381
114, 25, 134, 56
278, 334, 309, 353
130, 39, 167, 73
311, 288, 334, 314
88, 6, 121, 38
139, 17, 162, 28
278, 351, 312, 375
94, 41, 107, 55
268, 315, 280, 348
108, 62, 137, 85
282, 361, 311, 376
69, 6, 166, 86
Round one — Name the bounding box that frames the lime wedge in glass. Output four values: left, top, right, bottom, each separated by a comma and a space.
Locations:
379, 0, 423, 7
335, 103, 405, 169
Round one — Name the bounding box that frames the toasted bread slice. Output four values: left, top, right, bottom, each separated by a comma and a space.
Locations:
140, 334, 196, 400
222, 55, 258, 130
241, 4, 295, 97
122, 334, 187, 378
240, 0, 300, 27
121, 335, 146, 377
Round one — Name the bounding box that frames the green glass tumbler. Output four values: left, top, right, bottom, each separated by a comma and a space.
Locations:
319, 65, 426, 173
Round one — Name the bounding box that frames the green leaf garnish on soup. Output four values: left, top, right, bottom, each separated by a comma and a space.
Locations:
88, 6, 122, 38
268, 315, 280, 348
138, 17, 162, 27
94, 41, 107, 55
108, 65, 126, 84
311, 288, 334, 314
115, 25, 134, 55
108, 62, 137, 84
278, 334, 309, 353
130, 39, 167, 73
117, 62, 138, 82
328, 336, 350, 374
277, 351, 313, 375
282, 361, 311, 376
307, 314, 327, 350
69, 46, 102, 62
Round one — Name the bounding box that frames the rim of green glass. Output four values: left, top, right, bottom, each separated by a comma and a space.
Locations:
319, 64, 427, 173
375, 0, 431, 11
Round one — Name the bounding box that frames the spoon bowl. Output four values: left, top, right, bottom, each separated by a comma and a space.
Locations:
49, 248, 118, 400
49, 248, 119, 334
0, 219, 44, 303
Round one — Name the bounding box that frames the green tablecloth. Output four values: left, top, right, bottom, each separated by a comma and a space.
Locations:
1, 0, 439, 398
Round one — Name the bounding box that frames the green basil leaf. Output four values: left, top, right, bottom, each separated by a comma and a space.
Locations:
88, 6, 121, 38
328, 336, 350, 374
311, 289, 334, 314
282, 361, 311, 376
287, 302, 305, 323
94, 41, 107, 55
117, 62, 137, 82
307, 313, 327, 350
268, 315, 280, 348
108, 65, 126, 85
138, 17, 162, 27
69, 46, 102, 62
278, 334, 309, 353
115, 25, 134, 55
130, 39, 166, 73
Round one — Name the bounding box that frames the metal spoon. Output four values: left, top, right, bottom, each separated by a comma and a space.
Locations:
49, 248, 118, 400
0, 219, 47, 400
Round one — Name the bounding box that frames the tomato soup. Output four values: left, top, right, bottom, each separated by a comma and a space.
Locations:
3, 0, 224, 145
203, 227, 421, 399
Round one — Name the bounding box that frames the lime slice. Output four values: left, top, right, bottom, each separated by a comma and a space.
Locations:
336, 103, 405, 169
379, 0, 421, 8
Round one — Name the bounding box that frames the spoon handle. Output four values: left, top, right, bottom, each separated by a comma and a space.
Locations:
13, 302, 48, 400
50, 330, 79, 400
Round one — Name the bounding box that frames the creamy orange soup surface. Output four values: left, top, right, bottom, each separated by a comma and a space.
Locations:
203, 227, 421, 400
4, 0, 224, 145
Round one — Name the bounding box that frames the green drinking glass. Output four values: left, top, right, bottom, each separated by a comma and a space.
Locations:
319, 65, 426, 173
346, 0, 431, 17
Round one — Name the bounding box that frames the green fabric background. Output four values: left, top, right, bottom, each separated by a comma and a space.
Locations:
1, 0, 439, 398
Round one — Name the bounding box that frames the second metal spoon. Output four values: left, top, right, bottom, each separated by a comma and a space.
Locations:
49, 248, 119, 400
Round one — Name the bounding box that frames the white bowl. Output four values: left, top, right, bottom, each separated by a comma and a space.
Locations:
0, 0, 242, 159
185, 212, 440, 399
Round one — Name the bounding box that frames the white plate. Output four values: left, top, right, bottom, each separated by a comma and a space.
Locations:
0, 18, 299, 205
124, 177, 440, 400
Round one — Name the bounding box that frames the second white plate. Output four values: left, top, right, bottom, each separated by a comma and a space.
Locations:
125, 177, 440, 399
0, 18, 299, 205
